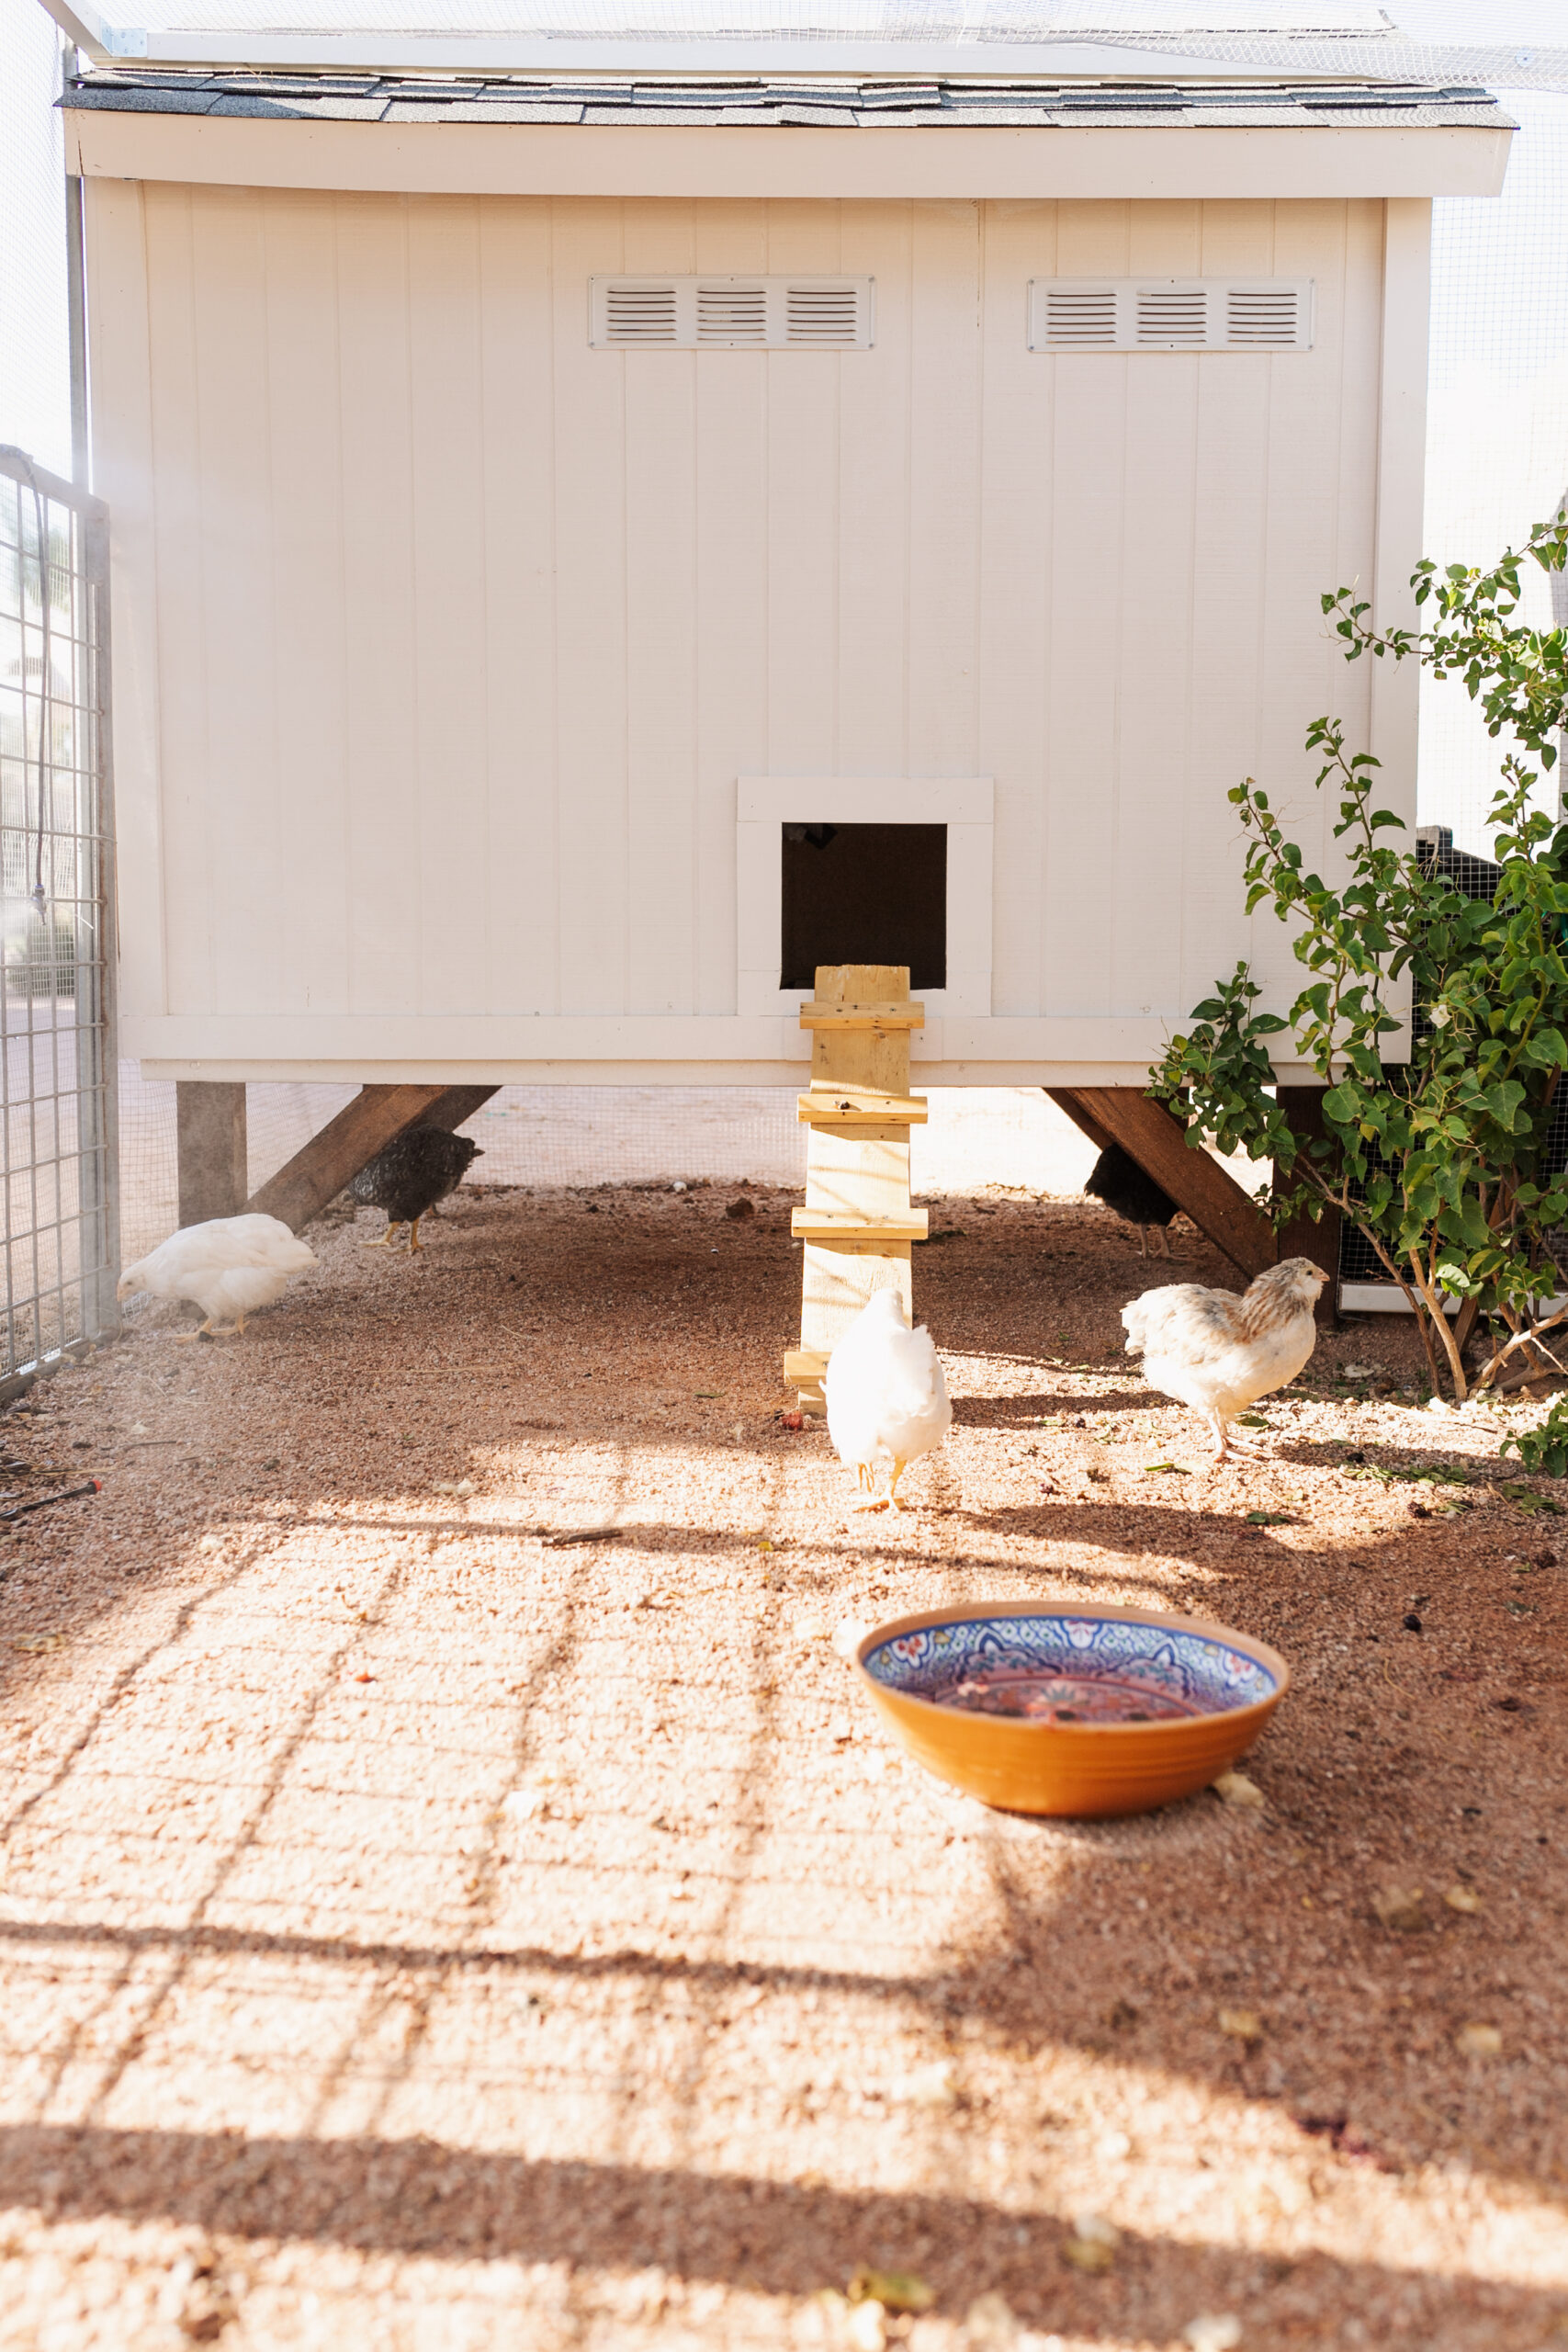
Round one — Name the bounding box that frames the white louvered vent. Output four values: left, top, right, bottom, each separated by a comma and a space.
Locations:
1226, 283, 1306, 345
1135, 286, 1209, 347
601, 282, 680, 345
1039, 284, 1119, 348
592, 276, 874, 350
1029, 278, 1313, 353
784, 282, 863, 345
696, 283, 767, 345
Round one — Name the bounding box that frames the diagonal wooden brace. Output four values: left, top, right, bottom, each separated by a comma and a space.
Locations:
1051, 1085, 1276, 1280
244, 1083, 498, 1235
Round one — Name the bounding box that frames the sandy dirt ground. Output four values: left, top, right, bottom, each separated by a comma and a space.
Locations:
1, 1182, 1565, 2351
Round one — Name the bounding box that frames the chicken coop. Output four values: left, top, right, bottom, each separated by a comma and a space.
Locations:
50, 26, 1513, 1305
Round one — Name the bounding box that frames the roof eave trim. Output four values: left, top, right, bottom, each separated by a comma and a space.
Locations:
64, 110, 1512, 199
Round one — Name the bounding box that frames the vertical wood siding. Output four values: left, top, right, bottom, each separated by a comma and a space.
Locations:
89, 187, 1388, 1034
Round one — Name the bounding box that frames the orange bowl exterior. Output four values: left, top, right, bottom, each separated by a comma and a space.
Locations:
854, 1600, 1290, 1819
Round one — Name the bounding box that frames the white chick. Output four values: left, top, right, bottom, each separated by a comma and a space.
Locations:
825, 1287, 952, 1510
1121, 1256, 1327, 1462
117, 1214, 317, 1339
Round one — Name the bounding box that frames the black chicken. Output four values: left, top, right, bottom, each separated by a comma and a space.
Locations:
352, 1128, 482, 1252
1085, 1144, 1179, 1260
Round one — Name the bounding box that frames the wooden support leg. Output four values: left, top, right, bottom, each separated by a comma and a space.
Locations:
176, 1081, 248, 1227
245, 1083, 491, 1236
1044, 1087, 1118, 1158
1053, 1087, 1276, 1280
410, 1085, 500, 1136
1275, 1085, 1341, 1329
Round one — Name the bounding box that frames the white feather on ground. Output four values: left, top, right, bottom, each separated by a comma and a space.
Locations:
1121, 1255, 1327, 1461
117, 1215, 317, 1338
824, 1287, 952, 1510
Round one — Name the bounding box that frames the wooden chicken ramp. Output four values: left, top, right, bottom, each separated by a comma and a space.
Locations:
785, 965, 927, 1415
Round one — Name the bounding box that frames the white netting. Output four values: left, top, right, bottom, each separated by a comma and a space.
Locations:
140, 1, 1391, 34
115, 1069, 1100, 1262
1420, 85, 1568, 861
0, 0, 69, 484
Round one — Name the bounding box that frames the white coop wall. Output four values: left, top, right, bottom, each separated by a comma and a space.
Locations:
85, 185, 1402, 1083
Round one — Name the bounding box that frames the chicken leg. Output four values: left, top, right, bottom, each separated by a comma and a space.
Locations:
1205, 1409, 1269, 1464
361, 1220, 408, 1250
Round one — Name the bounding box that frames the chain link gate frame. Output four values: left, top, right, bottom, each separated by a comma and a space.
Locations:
0, 445, 118, 1399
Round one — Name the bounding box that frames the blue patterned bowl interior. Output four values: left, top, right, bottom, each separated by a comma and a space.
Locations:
863, 1611, 1279, 1725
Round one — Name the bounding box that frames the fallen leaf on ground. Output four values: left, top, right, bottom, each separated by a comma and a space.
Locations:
433, 1478, 476, 1498
1212, 1771, 1264, 1809
1219, 2007, 1263, 2044
1141, 1461, 1189, 1476
1183, 2319, 1244, 2352
848, 2268, 933, 2313
11, 1634, 63, 1653
1456, 2021, 1503, 2058
1500, 1483, 1562, 1515
1373, 1885, 1427, 1932
1061, 2213, 1119, 2273
891, 2060, 955, 2109
1444, 1884, 1483, 1915
1245, 1510, 1292, 1525
1235, 1414, 1270, 1429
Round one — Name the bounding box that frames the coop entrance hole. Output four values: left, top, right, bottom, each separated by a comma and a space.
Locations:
779, 821, 947, 991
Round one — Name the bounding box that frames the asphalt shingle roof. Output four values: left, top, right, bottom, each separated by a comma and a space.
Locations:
61, 66, 1512, 130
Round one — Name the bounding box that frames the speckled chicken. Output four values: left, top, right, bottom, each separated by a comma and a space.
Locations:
825, 1286, 952, 1511
1121, 1257, 1327, 1462
1085, 1143, 1179, 1258
352, 1128, 481, 1252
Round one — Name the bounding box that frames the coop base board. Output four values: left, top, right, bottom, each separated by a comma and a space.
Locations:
1340, 1282, 1565, 1318
1339, 1283, 1460, 1316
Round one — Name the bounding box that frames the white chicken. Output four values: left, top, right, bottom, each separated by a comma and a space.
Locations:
117, 1214, 317, 1339
1121, 1257, 1327, 1463
824, 1287, 952, 1510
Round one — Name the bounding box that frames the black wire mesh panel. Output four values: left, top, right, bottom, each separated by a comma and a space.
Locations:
1338, 826, 1567, 1285
0, 447, 118, 1394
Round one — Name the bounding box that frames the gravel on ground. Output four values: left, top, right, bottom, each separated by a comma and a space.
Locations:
1, 1182, 1565, 2350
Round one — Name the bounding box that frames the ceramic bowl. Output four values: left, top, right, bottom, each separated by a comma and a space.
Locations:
855, 1600, 1289, 1819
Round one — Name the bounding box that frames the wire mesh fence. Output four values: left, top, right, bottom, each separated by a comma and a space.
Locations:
0, 446, 117, 1396
114, 1074, 1102, 1270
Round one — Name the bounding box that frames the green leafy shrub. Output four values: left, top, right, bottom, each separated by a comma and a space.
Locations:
1501, 1399, 1568, 1481
1153, 516, 1568, 1402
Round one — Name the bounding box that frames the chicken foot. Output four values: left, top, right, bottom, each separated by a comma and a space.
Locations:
852, 1456, 908, 1511
360, 1221, 409, 1250
173, 1314, 247, 1342
1206, 1412, 1270, 1464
